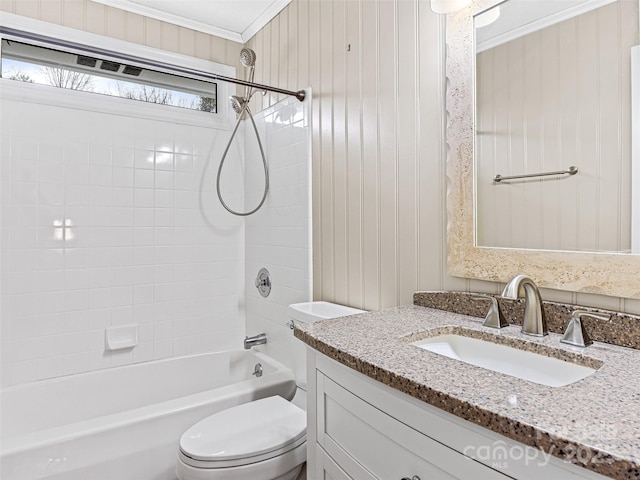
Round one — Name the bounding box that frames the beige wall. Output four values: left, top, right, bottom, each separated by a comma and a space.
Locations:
0, 0, 242, 68
245, 0, 469, 311
246, 0, 640, 315
2, 0, 639, 314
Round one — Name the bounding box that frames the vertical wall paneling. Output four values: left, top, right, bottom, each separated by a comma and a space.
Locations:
270, 10, 280, 108
346, 0, 363, 308
0, 0, 242, 68
577, 10, 600, 252
278, 8, 288, 94
307, 0, 323, 301
377, 0, 398, 308
557, 18, 580, 250
251, 0, 637, 309
105, 4, 125, 40
319, 0, 335, 302
62, 1, 84, 31
85, 0, 106, 35
597, 2, 621, 251
397, 0, 419, 306
249, 0, 446, 311
40, 0, 62, 25
361, 0, 381, 310
332, 1, 348, 306
539, 25, 559, 249
13, 1, 38, 22
287, 3, 297, 94
296, 0, 309, 91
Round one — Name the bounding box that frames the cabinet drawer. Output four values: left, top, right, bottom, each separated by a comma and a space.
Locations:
317, 373, 509, 480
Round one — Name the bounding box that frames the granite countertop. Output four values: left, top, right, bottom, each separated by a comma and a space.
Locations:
294, 305, 640, 480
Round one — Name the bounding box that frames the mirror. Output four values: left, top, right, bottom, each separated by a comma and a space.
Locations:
474, 0, 638, 253
446, 0, 640, 298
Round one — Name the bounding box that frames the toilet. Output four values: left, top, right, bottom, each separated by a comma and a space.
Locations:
176, 301, 366, 480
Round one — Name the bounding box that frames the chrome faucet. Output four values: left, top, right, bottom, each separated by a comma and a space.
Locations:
501, 275, 548, 336
244, 333, 267, 349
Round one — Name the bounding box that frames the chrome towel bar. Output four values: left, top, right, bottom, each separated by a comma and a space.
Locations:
493, 166, 578, 183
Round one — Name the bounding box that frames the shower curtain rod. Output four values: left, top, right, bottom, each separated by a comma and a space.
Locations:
206, 73, 306, 102
0, 26, 306, 102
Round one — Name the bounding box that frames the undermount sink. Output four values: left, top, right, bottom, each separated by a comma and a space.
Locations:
411, 334, 598, 387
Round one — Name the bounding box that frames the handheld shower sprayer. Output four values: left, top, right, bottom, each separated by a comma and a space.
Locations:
239, 48, 257, 106
240, 47, 256, 68
217, 48, 269, 217
228, 48, 257, 115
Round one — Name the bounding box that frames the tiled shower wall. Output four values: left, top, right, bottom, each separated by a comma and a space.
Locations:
0, 84, 246, 387
243, 95, 312, 369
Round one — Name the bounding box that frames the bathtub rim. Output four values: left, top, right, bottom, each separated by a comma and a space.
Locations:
1, 350, 296, 455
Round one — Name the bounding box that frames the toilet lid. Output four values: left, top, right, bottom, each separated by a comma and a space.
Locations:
179, 396, 306, 464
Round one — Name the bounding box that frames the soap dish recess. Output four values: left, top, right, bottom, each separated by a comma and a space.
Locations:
105, 324, 138, 351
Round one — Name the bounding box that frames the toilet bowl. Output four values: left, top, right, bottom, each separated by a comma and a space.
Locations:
176, 301, 365, 480
176, 396, 306, 480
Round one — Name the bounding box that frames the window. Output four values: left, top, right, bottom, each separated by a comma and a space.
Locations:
1, 39, 217, 113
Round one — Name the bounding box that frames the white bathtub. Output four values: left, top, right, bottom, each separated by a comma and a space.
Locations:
1, 350, 297, 480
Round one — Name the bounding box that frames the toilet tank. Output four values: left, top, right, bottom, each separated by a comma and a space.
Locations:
288, 301, 366, 391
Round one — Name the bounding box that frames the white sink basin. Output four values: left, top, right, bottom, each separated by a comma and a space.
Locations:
411, 334, 597, 387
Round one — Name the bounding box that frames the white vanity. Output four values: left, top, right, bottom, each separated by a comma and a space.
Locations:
307, 351, 610, 480
296, 304, 640, 480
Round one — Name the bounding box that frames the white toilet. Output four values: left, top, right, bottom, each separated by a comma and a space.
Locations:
176, 301, 365, 480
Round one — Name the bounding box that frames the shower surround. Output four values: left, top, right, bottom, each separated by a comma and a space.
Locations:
0, 80, 311, 387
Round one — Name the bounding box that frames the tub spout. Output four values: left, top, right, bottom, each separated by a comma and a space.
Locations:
244, 333, 267, 349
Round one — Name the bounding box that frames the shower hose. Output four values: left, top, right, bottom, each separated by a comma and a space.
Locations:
216, 100, 269, 217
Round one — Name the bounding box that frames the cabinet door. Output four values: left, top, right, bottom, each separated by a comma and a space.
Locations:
317, 373, 510, 480
315, 446, 357, 480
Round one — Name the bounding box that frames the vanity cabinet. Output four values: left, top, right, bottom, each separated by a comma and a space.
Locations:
307, 350, 608, 480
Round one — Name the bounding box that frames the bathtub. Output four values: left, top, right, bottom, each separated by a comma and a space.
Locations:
1, 350, 297, 480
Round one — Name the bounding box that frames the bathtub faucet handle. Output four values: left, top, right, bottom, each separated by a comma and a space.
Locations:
244, 333, 267, 349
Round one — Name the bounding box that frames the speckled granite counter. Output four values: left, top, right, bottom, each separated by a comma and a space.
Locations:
294, 305, 640, 479
414, 291, 640, 350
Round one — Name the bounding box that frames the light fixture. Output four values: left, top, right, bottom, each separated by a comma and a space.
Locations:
475, 5, 500, 28
430, 0, 472, 14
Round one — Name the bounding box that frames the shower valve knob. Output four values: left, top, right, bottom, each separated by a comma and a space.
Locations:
255, 268, 271, 297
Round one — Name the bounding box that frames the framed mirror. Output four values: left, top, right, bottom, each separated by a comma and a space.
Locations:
446, 0, 640, 298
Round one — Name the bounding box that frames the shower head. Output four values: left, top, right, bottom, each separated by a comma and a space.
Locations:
240, 48, 257, 67
229, 95, 246, 115
230, 91, 259, 114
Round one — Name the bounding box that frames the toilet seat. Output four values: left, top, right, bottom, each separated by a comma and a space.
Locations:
179, 396, 306, 469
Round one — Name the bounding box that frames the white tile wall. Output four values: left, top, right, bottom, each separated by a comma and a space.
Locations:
244, 94, 312, 369
1, 86, 246, 386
